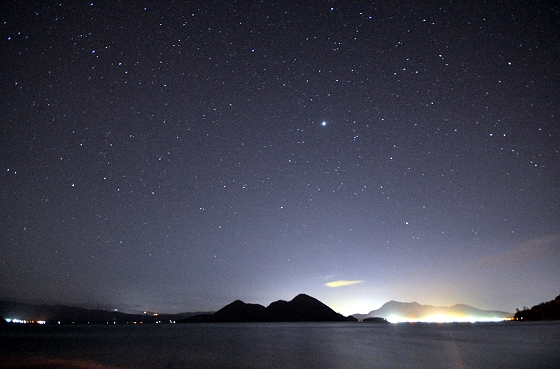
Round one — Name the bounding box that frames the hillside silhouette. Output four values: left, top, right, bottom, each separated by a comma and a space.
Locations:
184, 294, 356, 322
513, 294, 560, 321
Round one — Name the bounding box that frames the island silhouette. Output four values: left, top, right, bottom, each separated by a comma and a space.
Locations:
183, 294, 357, 322
352, 300, 512, 322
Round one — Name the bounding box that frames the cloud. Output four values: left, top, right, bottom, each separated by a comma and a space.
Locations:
470, 233, 560, 270
324, 280, 364, 288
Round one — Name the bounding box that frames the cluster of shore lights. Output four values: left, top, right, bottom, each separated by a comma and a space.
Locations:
5, 318, 46, 324
386, 315, 509, 323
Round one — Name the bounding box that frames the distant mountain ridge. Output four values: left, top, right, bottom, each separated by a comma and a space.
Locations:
353, 300, 512, 322
185, 294, 356, 322
0, 300, 207, 324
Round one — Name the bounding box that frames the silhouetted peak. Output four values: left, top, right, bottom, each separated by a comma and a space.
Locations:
381, 300, 419, 309
267, 300, 288, 310
213, 300, 266, 322
291, 294, 319, 304
381, 300, 398, 308
215, 299, 248, 313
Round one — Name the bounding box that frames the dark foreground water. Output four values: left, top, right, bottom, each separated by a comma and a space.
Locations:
1, 322, 559, 369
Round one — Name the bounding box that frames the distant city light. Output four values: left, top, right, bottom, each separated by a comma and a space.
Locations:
5, 318, 46, 324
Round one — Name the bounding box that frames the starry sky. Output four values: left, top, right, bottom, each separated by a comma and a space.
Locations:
1, 1, 559, 316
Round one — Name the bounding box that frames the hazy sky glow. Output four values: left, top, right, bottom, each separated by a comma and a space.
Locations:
1, 1, 559, 316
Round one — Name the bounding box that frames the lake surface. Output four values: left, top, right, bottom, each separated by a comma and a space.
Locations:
1, 322, 559, 369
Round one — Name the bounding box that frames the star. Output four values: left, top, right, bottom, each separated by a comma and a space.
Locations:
1, 0, 556, 317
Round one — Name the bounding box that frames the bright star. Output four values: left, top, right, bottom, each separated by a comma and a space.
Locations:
321, 121, 327, 126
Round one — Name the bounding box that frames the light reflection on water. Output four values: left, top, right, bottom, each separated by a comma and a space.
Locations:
1, 322, 559, 369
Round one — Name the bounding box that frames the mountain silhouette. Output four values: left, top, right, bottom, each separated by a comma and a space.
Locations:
353, 300, 512, 321
212, 300, 267, 322
184, 294, 356, 322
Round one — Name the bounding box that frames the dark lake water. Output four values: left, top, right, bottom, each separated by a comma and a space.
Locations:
1, 322, 559, 369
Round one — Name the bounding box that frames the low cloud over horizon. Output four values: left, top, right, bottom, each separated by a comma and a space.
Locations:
325, 280, 364, 288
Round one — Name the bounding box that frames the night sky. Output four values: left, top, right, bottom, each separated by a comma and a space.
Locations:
1, 1, 559, 316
